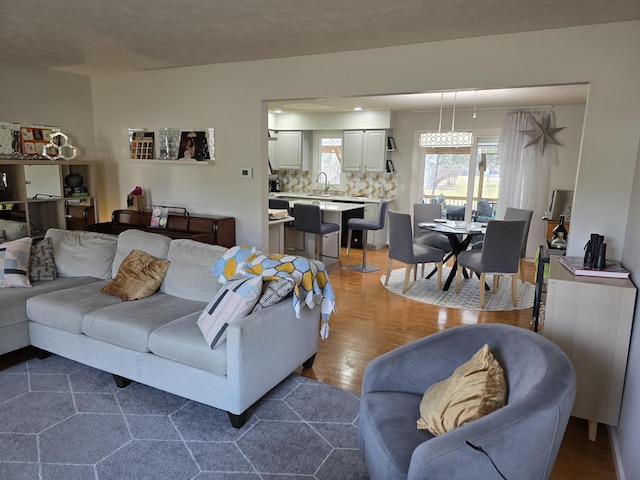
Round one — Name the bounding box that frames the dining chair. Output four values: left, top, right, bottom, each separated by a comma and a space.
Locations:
412, 203, 451, 252
455, 220, 526, 308
385, 210, 445, 293
346, 200, 389, 272
504, 207, 534, 282
293, 203, 340, 261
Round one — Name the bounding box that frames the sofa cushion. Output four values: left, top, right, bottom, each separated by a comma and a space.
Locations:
148, 311, 227, 376
111, 229, 172, 277
197, 276, 263, 348
26, 280, 117, 334
29, 237, 57, 282
0, 237, 32, 288
82, 293, 206, 353
101, 250, 170, 301
161, 239, 227, 301
3, 276, 100, 329
45, 229, 117, 279
417, 344, 506, 435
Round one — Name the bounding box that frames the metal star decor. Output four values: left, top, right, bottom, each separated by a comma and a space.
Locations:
519, 114, 565, 155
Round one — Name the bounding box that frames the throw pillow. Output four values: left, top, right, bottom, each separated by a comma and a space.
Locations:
252, 278, 294, 313
29, 237, 57, 282
100, 249, 171, 301
197, 276, 263, 348
417, 344, 506, 436
0, 236, 33, 288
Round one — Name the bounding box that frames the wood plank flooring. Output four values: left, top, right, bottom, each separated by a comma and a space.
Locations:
297, 246, 617, 480
0, 246, 616, 479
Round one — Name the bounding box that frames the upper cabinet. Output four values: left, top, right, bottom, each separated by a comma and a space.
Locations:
343, 130, 386, 173
270, 131, 311, 171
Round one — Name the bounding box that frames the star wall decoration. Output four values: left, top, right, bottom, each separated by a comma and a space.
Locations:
519, 113, 565, 155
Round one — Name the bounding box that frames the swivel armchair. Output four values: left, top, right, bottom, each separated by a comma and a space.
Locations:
359, 323, 576, 480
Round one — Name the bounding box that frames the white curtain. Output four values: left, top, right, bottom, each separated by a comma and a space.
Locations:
496, 110, 558, 258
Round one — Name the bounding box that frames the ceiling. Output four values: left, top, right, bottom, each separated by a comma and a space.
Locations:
1, 1, 636, 113
1, 0, 638, 77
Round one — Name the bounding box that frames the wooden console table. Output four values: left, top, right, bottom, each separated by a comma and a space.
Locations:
85, 208, 236, 247
543, 256, 636, 441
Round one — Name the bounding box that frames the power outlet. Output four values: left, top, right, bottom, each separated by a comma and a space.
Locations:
240, 167, 253, 178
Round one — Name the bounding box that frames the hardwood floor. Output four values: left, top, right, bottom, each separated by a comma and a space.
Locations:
297, 246, 617, 480
0, 246, 616, 479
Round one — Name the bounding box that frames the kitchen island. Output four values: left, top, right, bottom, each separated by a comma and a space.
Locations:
269, 195, 375, 262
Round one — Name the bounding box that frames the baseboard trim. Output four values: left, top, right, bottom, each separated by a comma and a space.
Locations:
608, 425, 626, 480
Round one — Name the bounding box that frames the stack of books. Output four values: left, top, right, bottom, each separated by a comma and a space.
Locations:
558, 256, 630, 279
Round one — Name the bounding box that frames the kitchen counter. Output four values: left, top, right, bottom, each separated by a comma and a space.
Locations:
271, 192, 392, 204
286, 198, 366, 212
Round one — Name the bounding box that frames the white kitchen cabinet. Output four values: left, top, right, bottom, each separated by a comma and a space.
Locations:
270, 131, 310, 171
543, 256, 637, 441
343, 130, 386, 173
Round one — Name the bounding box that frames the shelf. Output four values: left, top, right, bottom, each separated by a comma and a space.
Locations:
126, 159, 212, 165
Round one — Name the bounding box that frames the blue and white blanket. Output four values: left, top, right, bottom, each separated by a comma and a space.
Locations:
212, 245, 336, 338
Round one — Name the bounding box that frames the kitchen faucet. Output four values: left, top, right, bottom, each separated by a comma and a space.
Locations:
317, 171, 329, 193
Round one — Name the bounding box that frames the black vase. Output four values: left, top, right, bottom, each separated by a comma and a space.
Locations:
583, 233, 600, 268
593, 242, 607, 270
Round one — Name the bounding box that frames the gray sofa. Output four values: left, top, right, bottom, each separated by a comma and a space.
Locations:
3, 228, 320, 427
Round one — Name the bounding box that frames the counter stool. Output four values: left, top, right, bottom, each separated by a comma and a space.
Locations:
346, 200, 389, 272
293, 203, 340, 261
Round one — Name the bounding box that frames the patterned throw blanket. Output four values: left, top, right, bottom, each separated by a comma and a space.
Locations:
212, 245, 336, 338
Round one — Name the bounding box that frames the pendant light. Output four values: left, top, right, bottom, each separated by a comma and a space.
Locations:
419, 91, 475, 148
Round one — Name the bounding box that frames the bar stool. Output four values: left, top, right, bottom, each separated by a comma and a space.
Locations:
346, 200, 389, 272
293, 203, 340, 261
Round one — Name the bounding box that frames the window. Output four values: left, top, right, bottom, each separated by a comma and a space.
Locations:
313, 131, 344, 190
420, 138, 500, 217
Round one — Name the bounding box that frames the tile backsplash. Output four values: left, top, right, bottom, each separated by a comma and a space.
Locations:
277, 170, 397, 198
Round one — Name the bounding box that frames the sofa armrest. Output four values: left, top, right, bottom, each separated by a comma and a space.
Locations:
222, 297, 320, 413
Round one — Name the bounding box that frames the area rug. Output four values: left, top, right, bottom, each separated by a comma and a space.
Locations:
0, 355, 369, 480
381, 267, 535, 311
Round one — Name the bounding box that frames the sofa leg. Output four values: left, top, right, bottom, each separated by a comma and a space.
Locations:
302, 353, 317, 369
35, 348, 52, 360
112, 374, 132, 388
228, 410, 249, 429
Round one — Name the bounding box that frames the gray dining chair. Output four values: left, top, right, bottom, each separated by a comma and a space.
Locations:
293, 203, 340, 261
412, 203, 451, 253
455, 220, 526, 308
504, 207, 534, 282
346, 200, 390, 273
385, 210, 445, 293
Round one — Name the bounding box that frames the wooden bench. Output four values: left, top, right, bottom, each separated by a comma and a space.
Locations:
85, 207, 236, 247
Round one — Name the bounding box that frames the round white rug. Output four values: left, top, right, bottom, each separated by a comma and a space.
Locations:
381, 267, 535, 311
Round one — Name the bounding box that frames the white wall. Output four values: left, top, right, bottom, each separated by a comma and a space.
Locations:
0, 66, 95, 157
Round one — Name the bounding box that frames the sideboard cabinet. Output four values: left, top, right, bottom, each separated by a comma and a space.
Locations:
0, 160, 97, 238
543, 256, 636, 441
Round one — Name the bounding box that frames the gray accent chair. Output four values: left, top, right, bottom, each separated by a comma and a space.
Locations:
346, 200, 390, 273
293, 203, 340, 261
359, 323, 576, 480
456, 220, 526, 308
385, 210, 444, 293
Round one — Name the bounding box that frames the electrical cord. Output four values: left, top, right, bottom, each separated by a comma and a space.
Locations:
466, 440, 508, 480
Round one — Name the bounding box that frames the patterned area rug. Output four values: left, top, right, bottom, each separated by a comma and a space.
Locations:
0, 355, 369, 480
381, 267, 535, 311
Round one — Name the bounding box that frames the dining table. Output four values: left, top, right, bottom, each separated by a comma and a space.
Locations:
418, 220, 487, 291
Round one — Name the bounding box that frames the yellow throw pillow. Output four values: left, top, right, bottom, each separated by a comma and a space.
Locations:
417, 344, 506, 435
101, 249, 170, 301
